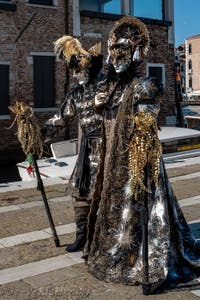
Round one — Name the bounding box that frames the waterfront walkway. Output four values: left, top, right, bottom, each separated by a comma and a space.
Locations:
0, 149, 200, 299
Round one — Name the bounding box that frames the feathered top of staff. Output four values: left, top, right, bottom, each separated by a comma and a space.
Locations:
8, 101, 43, 158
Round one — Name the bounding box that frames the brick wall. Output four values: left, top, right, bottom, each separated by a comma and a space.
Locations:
0, 0, 176, 162
0, 0, 67, 160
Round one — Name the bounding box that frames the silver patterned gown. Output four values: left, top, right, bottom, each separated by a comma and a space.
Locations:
84, 72, 200, 293
60, 81, 102, 199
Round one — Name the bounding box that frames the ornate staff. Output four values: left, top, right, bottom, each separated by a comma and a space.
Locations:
8, 101, 61, 247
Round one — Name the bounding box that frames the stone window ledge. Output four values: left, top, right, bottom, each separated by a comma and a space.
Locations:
0, 115, 10, 120
0, 2, 17, 11
25, 3, 58, 10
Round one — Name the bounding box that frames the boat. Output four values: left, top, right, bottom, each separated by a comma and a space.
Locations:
17, 139, 78, 181
17, 126, 200, 182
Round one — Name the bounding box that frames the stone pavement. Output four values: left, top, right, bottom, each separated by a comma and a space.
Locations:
0, 153, 200, 299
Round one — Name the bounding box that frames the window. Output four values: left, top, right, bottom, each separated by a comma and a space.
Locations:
132, 0, 163, 20
189, 43, 192, 54
29, 0, 53, 6
103, 0, 121, 14
188, 59, 192, 70
0, 65, 9, 115
80, 0, 163, 19
80, 0, 121, 14
33, 56, 55, 108
0, 0, 16, 11
189, 77, 192, 88
147, 63, 165, 87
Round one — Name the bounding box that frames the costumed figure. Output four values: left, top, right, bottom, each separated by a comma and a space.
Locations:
44, 36, 103, 252
84, 16, 200, 294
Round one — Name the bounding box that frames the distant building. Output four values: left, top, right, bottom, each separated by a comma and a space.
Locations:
185, 34, 200, 103
0, 0, 176, 163
175, 44, 186, 97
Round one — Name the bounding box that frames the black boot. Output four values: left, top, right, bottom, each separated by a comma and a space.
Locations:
66, 207, 88, 252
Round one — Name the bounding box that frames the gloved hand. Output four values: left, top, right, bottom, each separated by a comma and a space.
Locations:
42, 115, 64, 143
46, 114, 65, 127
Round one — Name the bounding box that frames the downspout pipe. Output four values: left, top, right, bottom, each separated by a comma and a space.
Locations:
64, 0, 69, 94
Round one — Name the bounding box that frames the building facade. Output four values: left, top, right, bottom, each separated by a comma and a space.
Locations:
175, 44, 186, 97
185, 34, 200, 103
0, 0, 68, 163
0, 0, 176, 163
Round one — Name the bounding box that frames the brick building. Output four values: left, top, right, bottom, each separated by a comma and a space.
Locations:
0, 0, 67, 164
0, 0, 176, 164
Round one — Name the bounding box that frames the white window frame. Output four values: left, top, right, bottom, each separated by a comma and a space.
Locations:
146, 63, 165, 88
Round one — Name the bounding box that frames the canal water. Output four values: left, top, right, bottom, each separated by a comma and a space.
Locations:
0, 164, 21, 183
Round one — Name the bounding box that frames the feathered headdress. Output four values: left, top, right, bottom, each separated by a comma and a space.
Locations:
54, 35, 102, 69
107, 16, 150, 62
54, 36, 89, 62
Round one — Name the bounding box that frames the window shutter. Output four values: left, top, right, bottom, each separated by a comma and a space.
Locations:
0, 65, 9, 115
33, 56, 55, 108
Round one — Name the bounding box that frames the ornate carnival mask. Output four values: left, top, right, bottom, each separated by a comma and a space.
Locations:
54, 35, 102, 84
107, 16, 150, 73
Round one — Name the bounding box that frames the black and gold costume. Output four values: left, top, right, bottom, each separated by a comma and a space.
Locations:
84, 16, 200, 294
44, 36, 103, 252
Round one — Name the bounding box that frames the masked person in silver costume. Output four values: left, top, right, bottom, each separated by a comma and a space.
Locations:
44, 36, 103, 252
84, 17, 200, 294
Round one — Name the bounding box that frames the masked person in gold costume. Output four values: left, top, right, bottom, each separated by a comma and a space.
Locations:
84, 17, 200, 294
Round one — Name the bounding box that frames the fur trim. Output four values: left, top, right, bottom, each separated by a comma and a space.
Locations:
88, 42, 102, 57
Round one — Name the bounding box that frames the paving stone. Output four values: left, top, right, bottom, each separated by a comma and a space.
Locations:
171, 177, 200, 200
191, 290, 200, 297
0, 223, 75, 248
179, 195, 200, 208
0, 253, 83, 285
23, 265, 82, 288
0, 230, 51, 248
0, 201, 74, 238
182, 205, 200, 224
0, 233, 75, 270
0, 205, 21, 213
166, 164, 200, 178
170, 172, 200, 183
0, 196, 71, 214
44, 223, 76, 236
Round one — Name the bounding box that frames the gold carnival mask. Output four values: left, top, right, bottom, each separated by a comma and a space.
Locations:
107, 16, 150, 72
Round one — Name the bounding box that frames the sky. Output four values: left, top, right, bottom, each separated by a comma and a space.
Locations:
174, 0, 200, 46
